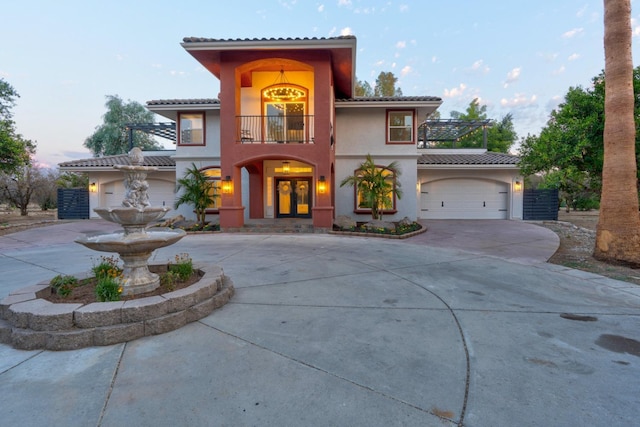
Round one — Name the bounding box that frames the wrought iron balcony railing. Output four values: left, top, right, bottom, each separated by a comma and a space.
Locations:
236, 115, 314, 144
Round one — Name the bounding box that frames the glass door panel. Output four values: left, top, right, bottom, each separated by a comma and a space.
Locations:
266, 103, 304, 143
276, 178, 311, 218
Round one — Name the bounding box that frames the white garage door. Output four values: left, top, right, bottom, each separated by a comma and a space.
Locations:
420, 179, 508, 219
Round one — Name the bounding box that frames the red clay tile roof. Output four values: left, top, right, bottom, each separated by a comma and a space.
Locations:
418, 152, 520, 165
336, 96, 441, 102
59, 154, 175, 169
147, 99, 219, 106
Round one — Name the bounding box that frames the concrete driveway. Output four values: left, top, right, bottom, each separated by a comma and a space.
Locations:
0, 220, 639, 426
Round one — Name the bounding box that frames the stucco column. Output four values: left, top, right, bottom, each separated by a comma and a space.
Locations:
311, 59, 334, 229
219, 61, 245, 229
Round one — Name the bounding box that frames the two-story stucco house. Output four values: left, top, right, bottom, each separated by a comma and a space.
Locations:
60, 35, 523, 229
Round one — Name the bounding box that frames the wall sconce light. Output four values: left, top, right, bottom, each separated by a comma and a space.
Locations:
317, 175, 327, 194
514, 180, 522, 192
222, 176, 233, 194
89, 182, 97, 193
282, 161, 290, 175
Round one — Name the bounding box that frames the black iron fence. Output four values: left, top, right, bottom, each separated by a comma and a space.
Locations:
523, 189, 559, 220
57, 188, 89, 220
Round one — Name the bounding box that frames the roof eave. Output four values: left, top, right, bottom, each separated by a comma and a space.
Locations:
336, 100, 442, 108
417, 164, 520, 169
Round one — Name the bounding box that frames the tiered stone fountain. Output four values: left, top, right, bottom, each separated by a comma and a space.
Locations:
0, 147, 234, 351
75, 147, 186, 296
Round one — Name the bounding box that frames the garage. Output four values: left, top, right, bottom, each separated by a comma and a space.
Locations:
420, 178, 508, 219
102, 179, 175, 210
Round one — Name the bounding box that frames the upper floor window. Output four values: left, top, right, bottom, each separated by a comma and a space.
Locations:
178, 112, 205, 146
387, 110, 415, 144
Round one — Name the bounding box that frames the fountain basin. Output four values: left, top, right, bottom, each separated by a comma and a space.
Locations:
94, 207, 170, 234
75, 228, 186, 295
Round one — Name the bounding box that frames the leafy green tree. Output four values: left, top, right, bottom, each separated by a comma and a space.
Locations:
516, 66, 640, 209
355, 79, 374, 97
0, 79, 35, 173
174, 163, 216, 225
84, 95, 162, 157
374, 71, 403, 96
451, 98, 487, 120
57, 171, 89, 188
450, 98, 517, 153
340, 154, 402, 220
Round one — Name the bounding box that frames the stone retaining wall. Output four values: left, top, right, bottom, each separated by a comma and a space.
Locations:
0, 264, 234, 351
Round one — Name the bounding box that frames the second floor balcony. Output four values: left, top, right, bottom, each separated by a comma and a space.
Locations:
236, 115, 315, 144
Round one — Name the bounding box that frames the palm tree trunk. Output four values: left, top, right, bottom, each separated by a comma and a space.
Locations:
594, 0, 640, 265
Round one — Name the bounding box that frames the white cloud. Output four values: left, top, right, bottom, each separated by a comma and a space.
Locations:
504, 67, 521, 88
391, 62, 397, 69
552, 65, 566, 75
115, 54, 125, 61
151, 63, 162, 69
431, 56, 438, 63
443, 83, 467, 98
400, 4, 409, 12
340, 27, 353, 36
396, 41, 406, 49
562, 28, 584, 38
538, 52, 559, 62
338, 0, 352, 7
318, 4, 324, 12
576, 5, 588, 18
169, 70, 187, 77
568, 53, 580, 61
470, 59, 490, 74
401, 65, 412, 77
500, 94, 538, 108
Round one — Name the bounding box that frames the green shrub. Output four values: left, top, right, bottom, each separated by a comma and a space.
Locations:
50, 275, 78, 297
168, 253, 193, 281
95, 276, 122, 302
92, 255, 123, 280
160, 270, 180, 291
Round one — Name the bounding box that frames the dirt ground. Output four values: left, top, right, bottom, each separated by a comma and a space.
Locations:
541, 210, 640, 286
0, 206, 60, 236
2, 206, 639, 286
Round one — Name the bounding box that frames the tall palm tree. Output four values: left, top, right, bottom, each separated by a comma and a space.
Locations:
594, 0, 640, 265
340, 154, 402, 220
174, 163, 215, 225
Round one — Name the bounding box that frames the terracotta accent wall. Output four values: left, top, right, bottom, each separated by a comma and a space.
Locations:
217, 50, 336, 228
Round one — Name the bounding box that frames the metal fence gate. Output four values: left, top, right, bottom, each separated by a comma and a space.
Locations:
523, 189, 559, 220
57, 188, 89, 220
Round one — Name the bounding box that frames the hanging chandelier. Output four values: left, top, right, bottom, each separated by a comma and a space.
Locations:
263, 68, 306, 102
